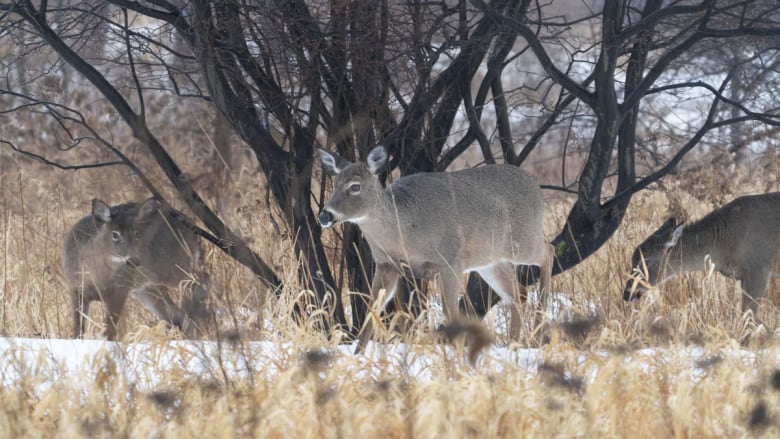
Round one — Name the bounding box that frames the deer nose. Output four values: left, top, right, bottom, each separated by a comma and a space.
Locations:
126, 256, 141, 268
623, 286, 642, 302
318, 210, 335, 228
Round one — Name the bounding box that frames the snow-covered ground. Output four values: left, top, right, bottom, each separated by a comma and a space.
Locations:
1, 333, 777, 396
0, 289, 771, 395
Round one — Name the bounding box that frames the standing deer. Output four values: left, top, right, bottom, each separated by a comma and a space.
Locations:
318, 146, 554, 352
624, 192, 780, 316
63, 198, 210, 340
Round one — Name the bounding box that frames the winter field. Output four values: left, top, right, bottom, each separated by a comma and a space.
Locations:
1, 336, 780, 438
1, 138, 779, 438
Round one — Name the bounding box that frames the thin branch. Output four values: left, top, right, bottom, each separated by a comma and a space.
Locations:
617, 0, 715, 45
646, 81, 780, 126
123, 7, 145, 119
460, 69, 494, 164
539, 184, 578, 194
470, 0, 595, 107
440, 129, 478, 169
511, 90, 579, 166
0, 140, 123, 170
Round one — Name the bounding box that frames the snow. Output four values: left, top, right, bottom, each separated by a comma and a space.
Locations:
0, 335, 774, 395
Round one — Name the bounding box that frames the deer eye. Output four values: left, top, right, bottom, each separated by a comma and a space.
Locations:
348, 183, 361, 194
111, 230, 122, 242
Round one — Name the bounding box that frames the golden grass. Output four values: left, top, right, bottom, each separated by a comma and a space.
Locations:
1, 119, 780, 437
0, 338, 779, 438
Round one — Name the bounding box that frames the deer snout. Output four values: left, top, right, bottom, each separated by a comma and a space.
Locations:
623, 283, 643, 302
109, 254, 141, 267
126, 256, 142, 268
318, 210, 336, 228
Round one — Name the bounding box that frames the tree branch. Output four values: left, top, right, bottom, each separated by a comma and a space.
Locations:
470, 0, 596, 107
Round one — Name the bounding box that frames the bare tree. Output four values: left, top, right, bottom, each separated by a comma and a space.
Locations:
2, 0, 780, 334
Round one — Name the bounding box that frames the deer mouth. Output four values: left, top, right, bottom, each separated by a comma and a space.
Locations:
623, 284, 644, 302
318, 210, 336, 228
110, 255, 141, 268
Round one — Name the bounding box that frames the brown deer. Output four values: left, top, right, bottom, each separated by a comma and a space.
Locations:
63, 198, 210, 340
318, 146, 554, 352
624, 192, 780, 316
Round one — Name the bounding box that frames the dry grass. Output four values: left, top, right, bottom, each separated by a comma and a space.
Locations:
2, 112, 780, 437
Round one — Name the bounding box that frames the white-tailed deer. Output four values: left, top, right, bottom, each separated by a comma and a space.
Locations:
624, 192, 780, 316
63, 198, 210, 340
318, 146, 554, 352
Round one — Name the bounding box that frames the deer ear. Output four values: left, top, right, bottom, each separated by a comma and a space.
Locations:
666, 224, 684, 248
366, 145, 388, 175
137, 198, 159, 221
317, 149, 348, 176
91, 199, 112, 223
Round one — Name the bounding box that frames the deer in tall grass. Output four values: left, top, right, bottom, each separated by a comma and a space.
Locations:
624, 192, 780, 317
63, 198, 210, 340
318, 146, 554, 353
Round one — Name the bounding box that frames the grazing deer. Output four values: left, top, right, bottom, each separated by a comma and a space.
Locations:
63, 198, 210, 340
624, 192, 780, 316
318, 146, 554, 352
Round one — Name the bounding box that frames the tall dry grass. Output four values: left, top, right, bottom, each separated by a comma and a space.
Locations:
1, 104, 780, 437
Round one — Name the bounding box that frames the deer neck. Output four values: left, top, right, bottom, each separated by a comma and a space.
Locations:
355, 189, 412, 261
669, 222, 721, 274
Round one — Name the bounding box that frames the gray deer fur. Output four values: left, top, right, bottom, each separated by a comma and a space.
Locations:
318, 145, 554, 352
63, 198, 210, 340
625, 192, 780, 316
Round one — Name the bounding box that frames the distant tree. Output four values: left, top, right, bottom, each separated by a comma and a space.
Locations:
1, 0, 780, 334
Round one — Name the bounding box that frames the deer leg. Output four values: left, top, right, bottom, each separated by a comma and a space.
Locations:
179, 276, 211, 338
103, 287, 130, 341
535, 243, 555, 326
356, 265, 400, 354
133, 285, 185, 333
512, 240, 554, 330
741, 268, 771, 318
477, 262, 523, 340
436, 267, 465, 323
